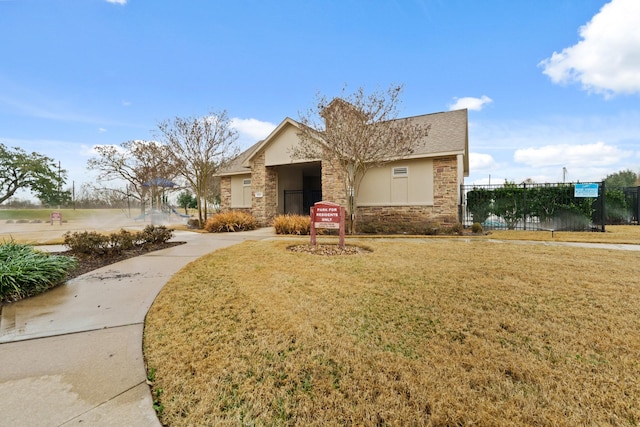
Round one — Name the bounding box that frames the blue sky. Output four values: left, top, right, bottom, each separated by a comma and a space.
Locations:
1, 0, 639, 200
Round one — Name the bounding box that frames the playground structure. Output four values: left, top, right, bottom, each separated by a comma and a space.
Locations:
134, 205, 192, 224
131, 177, 194, 224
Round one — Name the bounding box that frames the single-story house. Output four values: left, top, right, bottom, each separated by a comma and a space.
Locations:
218, 106, 469, 232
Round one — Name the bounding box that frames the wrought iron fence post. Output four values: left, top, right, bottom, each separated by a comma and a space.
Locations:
459, 184, 464, 225
523, 183, 527, 231
600, 181, 606, 232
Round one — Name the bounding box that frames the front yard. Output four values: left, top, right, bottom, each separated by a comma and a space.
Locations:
144, 237, 640, 426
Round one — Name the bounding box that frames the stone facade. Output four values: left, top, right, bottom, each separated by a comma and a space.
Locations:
431, 156, 459, 223
320, 152, 347, 207
220, 176, 231, 211
221, 154, 460, 231
250, 151, 278, 226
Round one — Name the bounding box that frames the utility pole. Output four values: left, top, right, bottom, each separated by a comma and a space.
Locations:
58, 161, 61, 209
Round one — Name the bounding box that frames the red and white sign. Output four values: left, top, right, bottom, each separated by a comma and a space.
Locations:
310, 201, 345, 248
50, 211, 62, 225
313, 203, 341, 229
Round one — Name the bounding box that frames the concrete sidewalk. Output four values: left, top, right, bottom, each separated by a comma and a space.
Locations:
0, 229, 271, 427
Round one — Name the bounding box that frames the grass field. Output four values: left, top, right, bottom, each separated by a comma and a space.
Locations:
0, 208, 182, 244
485, 225, 640, 245
144, 238, 640, 426
0, 208, 129, 221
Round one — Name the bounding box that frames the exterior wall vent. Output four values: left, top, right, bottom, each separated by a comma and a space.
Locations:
392, 166, 409, 177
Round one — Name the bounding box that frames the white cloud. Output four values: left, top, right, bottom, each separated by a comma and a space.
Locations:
449, 95, 493, 111
469, 152, 498, 171
230, 118, 277, 149
106, 0, 127, 4
98, 128, 107, 133
466, 112, 640, 184
514, 141, 630, 168
539, 0, 640, 96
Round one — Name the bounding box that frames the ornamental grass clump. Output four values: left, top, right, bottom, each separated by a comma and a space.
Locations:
0, 241, 77, 303
273, 214, 311, 235
204, 211, 258, 232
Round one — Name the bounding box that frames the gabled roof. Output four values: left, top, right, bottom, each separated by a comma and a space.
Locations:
218, 109, 469, 176
216, 117, 302, 176
402, 108, 469, 175
240, 117, 303, 168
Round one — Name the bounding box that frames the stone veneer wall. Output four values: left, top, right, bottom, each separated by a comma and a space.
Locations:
220, 176, 231, 211
250, 151, 278, 226
320, 153, 347, 207
356, 156, 460, 233
431, 156, 459, 222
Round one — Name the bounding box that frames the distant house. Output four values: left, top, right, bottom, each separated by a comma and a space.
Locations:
218, 107, 469, 232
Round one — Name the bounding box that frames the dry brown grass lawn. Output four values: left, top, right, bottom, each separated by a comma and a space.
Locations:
144, 238, 640, 426
486, 224, 640, 245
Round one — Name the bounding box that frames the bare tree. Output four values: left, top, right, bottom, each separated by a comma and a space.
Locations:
295, 85, 431, 233
87, 140, 176, 215
156, 111, 239, 227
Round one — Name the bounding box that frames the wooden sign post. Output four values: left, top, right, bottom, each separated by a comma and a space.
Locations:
310, 201, 345, 249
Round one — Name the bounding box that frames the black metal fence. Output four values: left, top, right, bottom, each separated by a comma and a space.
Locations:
617, 186, 640, 225
460, 182, 607, 232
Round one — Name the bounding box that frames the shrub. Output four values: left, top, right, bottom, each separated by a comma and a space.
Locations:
466, 188, 493, 224
140, 225, 174, 244
471, 222, 483, 234
64, 226, 173, 255
64, 231, 110, 254
0, 242, 77, 302
358, 219, 438, 235
450, 222, 464, 235
108, 229, 141, 253
273, 215, 311, 235
204, 211, 258, 232
186, 219, 200, 229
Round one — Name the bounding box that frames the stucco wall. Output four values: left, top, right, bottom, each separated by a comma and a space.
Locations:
357, 156, 460, 233
358, 158, 434, 206
264, 125, 309, 166
230, 174, 252, 208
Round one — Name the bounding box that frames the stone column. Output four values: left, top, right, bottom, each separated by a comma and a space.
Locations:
320, 153, 347, 207
432, 157, 459, 224
250, 151, 278, 226
220, 176, 231, 211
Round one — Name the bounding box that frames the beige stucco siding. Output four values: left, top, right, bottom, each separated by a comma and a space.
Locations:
264, 125, 307, 167
358, 159, 434, 206
230, 174, 252, 208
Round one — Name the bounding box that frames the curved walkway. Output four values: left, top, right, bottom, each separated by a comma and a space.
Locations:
0, 229, 271, 427
1, 232, 638, 426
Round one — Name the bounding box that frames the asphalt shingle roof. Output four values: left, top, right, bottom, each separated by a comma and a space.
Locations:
218, 108, 468, 175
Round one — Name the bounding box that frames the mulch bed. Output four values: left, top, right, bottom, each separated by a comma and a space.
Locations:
56, 241, 186, 281
287, 244, 371, 256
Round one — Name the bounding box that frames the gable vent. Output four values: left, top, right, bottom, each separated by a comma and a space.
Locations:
392, 166, 409, 177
